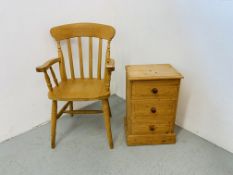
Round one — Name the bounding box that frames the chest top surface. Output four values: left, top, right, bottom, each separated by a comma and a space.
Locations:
126, 64, 183, 80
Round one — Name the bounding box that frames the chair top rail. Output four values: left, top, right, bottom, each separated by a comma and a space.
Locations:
50, 23, 115, 41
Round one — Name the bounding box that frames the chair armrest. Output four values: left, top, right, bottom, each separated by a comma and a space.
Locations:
106, 58, 115, 71
36, 58, 60, 72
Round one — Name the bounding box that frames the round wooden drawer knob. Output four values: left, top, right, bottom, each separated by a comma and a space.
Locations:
151, 88, 158, 94
149, 125, 156, 131
151, 107, 156, 113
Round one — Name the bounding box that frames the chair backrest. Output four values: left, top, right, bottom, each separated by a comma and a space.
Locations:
50, 23, 115, 81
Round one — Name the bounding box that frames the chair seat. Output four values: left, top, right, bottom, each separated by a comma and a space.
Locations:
48, 79, 110, 101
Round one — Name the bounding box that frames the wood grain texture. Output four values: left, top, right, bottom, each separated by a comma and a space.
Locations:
125, 117, 176, 146
49, 67, 59, 86
97, 38, 102, 79
69, 101, 74, 117
67, 39, 75, 79
57, 101, 71, 119
126, 64, 183, 80
104, 53, 114, 92
57, 41, 67, 81
51, 100, 57, 148
77, 37, 84, 78
44, 71, 53, 91
64, 110, 103, 114
107, 99, 112, 117
132, 80, 179, 99
106, 41, 110, 62
48, 79, 110, 101
50, 23, 115, 41
131, 122, 171, 135
125, 64, 183, 146
89, 37, 93, 78
36, 58, 60, 72
132, 99, 176, 117
102, 99, 113, 149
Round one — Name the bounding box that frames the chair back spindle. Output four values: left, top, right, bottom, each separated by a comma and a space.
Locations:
89, 37, 93, 79
67, 39, 75, 79
78, 37, 84, 78
97, 38, 102, 79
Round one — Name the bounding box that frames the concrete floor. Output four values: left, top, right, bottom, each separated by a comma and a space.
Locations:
0, 95, 233, 175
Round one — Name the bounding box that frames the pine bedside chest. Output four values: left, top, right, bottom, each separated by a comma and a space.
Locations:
125, 64, 183, 145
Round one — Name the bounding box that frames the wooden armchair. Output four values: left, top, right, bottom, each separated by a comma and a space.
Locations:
36, 23, 115, 149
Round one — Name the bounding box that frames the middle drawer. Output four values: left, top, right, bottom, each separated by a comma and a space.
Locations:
131, 99, 176, 118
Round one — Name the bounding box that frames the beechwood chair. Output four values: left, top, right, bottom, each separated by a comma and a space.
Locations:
36, 23, 115, 149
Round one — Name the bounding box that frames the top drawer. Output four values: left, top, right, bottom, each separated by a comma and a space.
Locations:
132, 80, 179, 99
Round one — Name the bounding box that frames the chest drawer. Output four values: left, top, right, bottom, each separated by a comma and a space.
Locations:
132, 80, 179, 99
131, 122, 171, 135
132, 99, 176, 117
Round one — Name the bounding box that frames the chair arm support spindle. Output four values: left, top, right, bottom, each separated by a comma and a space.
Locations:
44, 71, 53, 91
36, 58, 61, 91
50, 67, 59, 86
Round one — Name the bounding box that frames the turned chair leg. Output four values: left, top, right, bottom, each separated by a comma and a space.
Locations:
51, 100, 57, 149
107, 100, 112, 117
102, 99, 113, 149
69, 101, 74, 117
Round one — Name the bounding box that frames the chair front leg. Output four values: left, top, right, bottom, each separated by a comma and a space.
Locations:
51, 100, 57, 149
102, 99, 113, 149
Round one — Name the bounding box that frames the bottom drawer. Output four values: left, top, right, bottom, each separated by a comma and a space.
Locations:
131, 122, 171, 135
